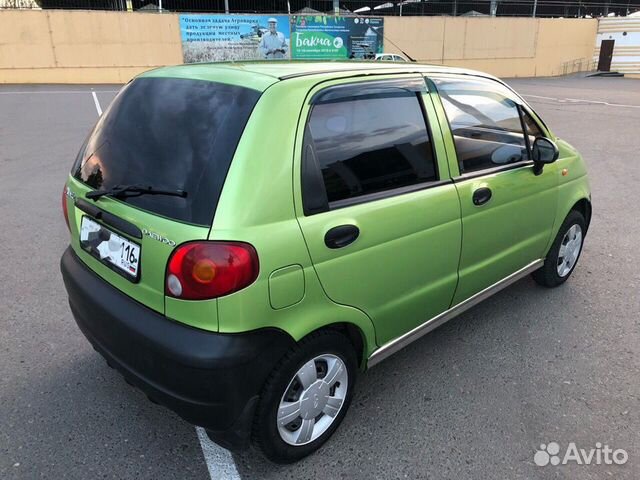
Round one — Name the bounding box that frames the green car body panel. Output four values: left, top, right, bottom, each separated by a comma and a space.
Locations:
290, 74, 461, 347
61, 61, 590, 453
65, 177, 218, 329
62, 61, 592, 359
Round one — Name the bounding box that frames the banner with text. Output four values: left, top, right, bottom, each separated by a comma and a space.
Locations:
290, 16, 384, 60
180, 14, 290, 63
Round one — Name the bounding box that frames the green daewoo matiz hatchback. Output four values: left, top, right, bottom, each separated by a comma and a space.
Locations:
61, 61, 591, 463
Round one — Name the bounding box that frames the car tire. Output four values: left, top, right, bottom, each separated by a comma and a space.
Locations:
252, 330, 357, 464
532, 209, 586, 288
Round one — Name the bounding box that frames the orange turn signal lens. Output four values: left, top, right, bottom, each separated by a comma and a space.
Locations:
192, 258, 217, 284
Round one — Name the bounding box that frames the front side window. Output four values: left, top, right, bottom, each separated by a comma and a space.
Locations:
302, 80, 438, 211
434, 77, 534, 174
523, 109, 544, 143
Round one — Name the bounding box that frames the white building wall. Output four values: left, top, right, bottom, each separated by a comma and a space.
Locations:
594, 17, 640, 74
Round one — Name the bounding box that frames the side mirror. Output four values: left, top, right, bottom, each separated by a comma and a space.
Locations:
532, 137, 559, 175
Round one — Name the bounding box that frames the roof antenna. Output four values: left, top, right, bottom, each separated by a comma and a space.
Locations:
369, 25, 417, 62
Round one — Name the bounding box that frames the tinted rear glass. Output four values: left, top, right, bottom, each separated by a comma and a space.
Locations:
73, 77, 261, 225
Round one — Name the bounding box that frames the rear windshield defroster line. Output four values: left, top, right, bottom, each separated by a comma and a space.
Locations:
72, 77, 261, 226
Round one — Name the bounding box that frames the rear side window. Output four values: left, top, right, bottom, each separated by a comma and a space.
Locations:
302, 80, 437, 212
72, 77, 261, 226
434, 77, 532, 174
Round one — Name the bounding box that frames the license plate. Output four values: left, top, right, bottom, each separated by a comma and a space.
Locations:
80, 216, 141, 280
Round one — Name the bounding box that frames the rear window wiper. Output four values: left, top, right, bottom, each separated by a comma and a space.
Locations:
86, 184, 187, 201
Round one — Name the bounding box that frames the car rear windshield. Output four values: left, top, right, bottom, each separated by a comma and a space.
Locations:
72, 77, 261, 226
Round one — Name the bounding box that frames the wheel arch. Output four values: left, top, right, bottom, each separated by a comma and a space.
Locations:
545, 172, 591, 256
545, 195, 592, 256
571, 197, 592, 231
297, 322, 369, 371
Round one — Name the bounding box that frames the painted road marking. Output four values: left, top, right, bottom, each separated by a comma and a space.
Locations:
0, 90, 119, 94
522, 94, 559, 101
523, 93, 640, 109
564, 97, 640, 109
196, 427, 241, 480
91, 90, 103, 116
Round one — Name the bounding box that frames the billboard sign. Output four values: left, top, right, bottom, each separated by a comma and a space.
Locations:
179, 14, 290, 63
290, 15, 384, 60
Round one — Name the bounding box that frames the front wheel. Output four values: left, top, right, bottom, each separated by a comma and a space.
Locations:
252, 330, 357, 464
533, 210, 586, 287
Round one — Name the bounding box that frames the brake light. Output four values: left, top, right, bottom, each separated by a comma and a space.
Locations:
62, 186, 70, 231
166, 242, 259, 300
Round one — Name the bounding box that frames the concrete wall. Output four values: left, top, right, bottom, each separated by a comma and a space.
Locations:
0, 10, 182, 83
0, 10, 599, 83
385, 17, 599, 77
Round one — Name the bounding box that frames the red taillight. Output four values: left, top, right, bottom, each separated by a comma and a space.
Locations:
166, 242, 259, 300
62, 186, 70, 231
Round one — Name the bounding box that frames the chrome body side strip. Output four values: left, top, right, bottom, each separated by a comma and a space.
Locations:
367, 259, 544, 368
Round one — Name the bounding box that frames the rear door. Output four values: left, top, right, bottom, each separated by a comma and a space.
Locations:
294, 75, 462, 346
430, 75, 558, 304
64, 77, 262, 329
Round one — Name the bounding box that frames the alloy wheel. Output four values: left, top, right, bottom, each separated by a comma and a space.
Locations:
276, 354, 348, 446
557, 224, 583, 277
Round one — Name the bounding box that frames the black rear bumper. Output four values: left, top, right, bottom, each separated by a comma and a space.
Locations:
60, 246, 295, 450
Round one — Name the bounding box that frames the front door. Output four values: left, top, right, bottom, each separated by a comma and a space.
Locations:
597, 39, 615, 72
294, 75, 462, 346
431, 75, 558, 305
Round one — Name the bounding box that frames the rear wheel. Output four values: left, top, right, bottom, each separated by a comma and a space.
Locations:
533, 210, 586, 287
252, 330, 357, 464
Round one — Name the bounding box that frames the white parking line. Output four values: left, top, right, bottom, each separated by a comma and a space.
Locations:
564, 97, 640, 109
196, 427, 241, 480
91, 90, 103, 116
521, 94, 559, 101
522, 94, 640, 109
0, 89, 119, 94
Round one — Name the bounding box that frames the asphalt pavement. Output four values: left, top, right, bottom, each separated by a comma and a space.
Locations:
0, 75, 638, 480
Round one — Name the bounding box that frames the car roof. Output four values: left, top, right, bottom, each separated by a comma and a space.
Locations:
140, 61, 499, 92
